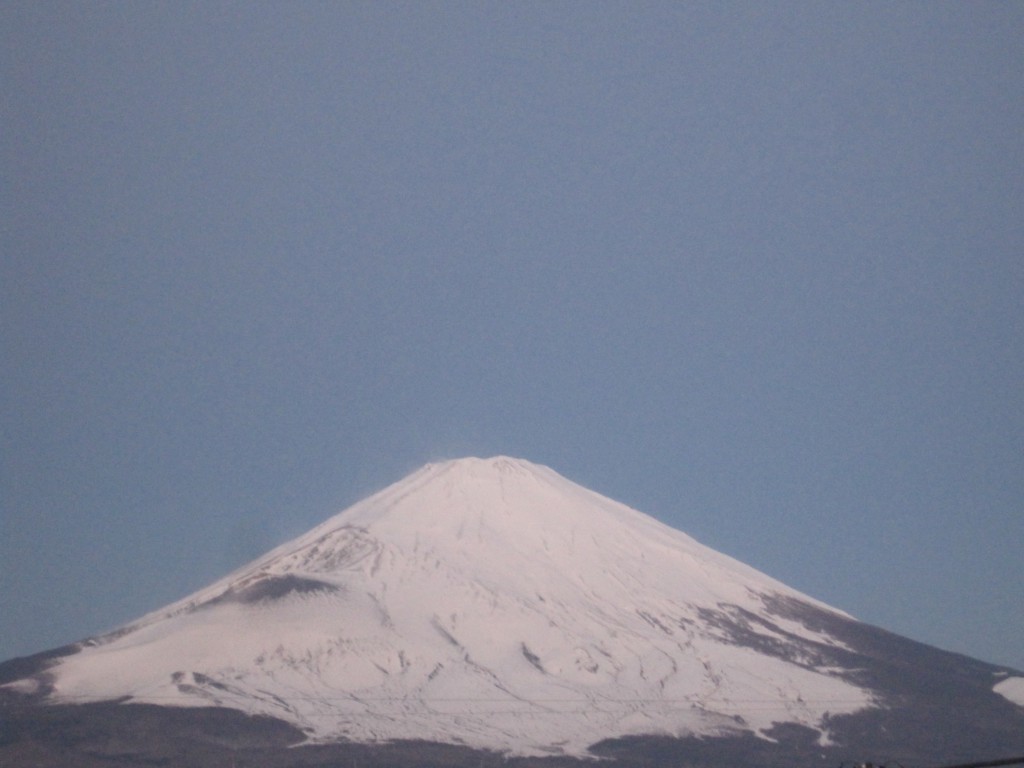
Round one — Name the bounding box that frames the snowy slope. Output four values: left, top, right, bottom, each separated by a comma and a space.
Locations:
995, 677, 1024, 707
8, 457, 878, 756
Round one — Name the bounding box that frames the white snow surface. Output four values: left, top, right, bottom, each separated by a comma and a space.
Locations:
994, 677, 1024, 707
34, 457, 876, 755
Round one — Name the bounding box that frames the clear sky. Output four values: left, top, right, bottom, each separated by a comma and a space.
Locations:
2, 3, 1022, 673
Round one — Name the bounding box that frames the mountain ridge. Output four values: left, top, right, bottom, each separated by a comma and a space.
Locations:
2, 456, 1022, 765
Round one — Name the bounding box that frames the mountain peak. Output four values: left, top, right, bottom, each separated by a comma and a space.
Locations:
8, 458, 1020, 760
5, 458, 1023, 762
309, 455, 622, 550
426, 454, 540, 474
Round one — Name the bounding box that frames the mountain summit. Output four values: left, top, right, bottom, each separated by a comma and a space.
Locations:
3, 457, 1023, 763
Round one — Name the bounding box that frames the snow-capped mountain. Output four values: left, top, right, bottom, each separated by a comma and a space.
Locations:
3, 457, 1023, 764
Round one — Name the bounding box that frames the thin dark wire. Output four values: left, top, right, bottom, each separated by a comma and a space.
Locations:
45, 693, 872, 705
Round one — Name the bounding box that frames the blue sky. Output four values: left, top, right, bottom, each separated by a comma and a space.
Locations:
2, 2, 1022, 672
